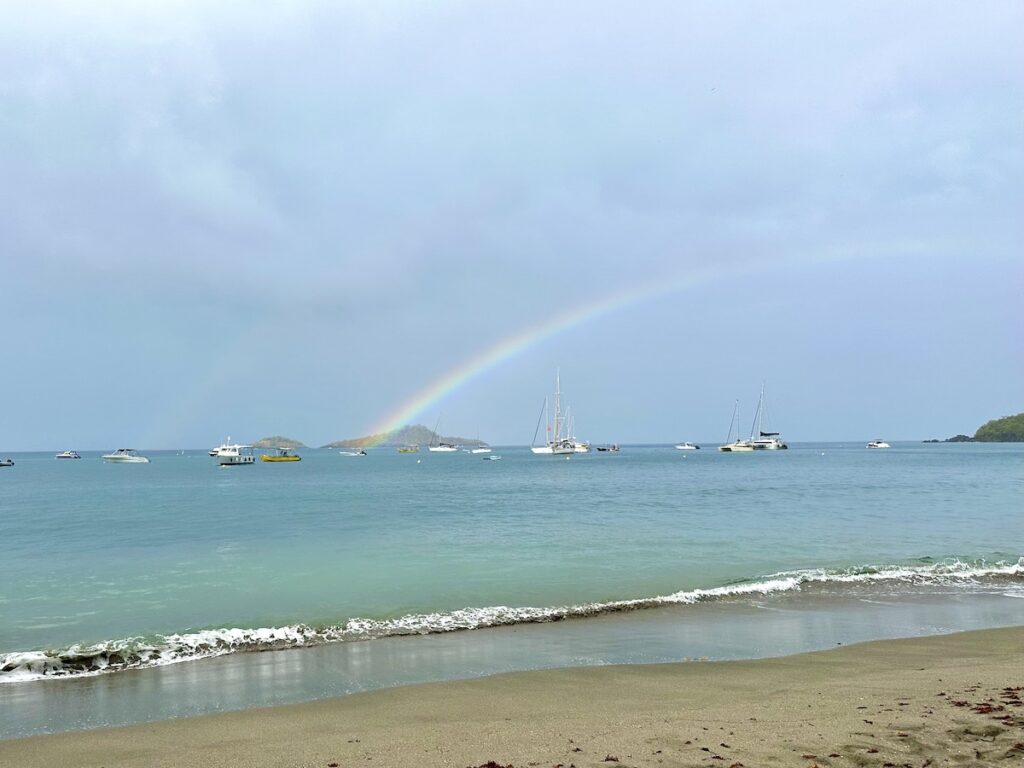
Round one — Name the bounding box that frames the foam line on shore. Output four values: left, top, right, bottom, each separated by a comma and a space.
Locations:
2, 557, 1021, 684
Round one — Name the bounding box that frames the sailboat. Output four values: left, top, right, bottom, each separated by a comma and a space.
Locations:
470, 428, 492, 454
530, 371, 576, 455
428, 415, 459, 452
750, 383, 788, 450
718, 400, 754, 452
563, 406, 591, 452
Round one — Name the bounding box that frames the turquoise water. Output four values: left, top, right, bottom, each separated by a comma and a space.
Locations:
1, 442, 1022, 734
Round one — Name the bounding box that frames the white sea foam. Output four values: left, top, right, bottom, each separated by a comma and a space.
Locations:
2, 557, 1020, 684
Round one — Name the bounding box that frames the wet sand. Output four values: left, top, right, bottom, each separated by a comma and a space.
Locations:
2, 626, 1022, 767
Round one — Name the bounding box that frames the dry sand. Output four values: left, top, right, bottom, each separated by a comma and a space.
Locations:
2, 627, 1022, 767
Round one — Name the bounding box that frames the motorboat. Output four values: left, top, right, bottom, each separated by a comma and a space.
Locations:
212, 442, 255, 466
397, 445, 419, 453
428, 443, 459, 452
102, 449, 150, 463
482, 455, 502, 461
55, 450, 81, 459
674, 442, 700, 451
260, 448, 301, 462
339, 449, 368, 456
867, 440, 891, 449
596, 444, 620, 452
0, 458, 13, 467
470, 444, 492, 454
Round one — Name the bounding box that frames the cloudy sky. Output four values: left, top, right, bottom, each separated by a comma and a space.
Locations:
2, 0, 1021, 449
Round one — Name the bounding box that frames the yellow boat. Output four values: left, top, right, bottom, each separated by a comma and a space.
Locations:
260, 448, 301, 462
397, 445, 419, 453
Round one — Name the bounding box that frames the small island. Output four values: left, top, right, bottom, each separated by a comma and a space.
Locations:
941, 412, 1024, 443
324, 424, 484, 449
253, 436, 306, 449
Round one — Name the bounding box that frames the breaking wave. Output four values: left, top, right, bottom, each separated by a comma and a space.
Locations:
3, 557, 1021, 684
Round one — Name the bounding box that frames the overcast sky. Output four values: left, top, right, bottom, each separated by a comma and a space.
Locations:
2, 1, 1021, 450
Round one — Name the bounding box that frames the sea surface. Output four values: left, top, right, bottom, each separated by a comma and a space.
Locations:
1, 442, 1022, 738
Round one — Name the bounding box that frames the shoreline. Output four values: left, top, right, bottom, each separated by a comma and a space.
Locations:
3, 626, 1022, 767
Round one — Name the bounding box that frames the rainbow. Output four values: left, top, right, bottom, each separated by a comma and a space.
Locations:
365, 259, 761, 441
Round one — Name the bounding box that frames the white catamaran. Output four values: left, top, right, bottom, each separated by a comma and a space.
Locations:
531, 371, 576, 455
750, 382, 788, 450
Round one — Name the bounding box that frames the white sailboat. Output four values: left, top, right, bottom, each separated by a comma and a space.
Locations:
428, 415, 459, 452
719, 400, 754, 452
531, 371, 575, 455
750, 383, 788, 450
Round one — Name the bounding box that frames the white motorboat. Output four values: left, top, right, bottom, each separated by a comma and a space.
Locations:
750, 383, 788, 449
212, 441, 255, 465
530, 371, 578, 455
339, 450, 367, 456
55, 450, 81, 459
471, 445, 492, 454
674, 442, 700, 450
102, 448, 150, 463
719, 401, 755, 452
867, 440, 891, 449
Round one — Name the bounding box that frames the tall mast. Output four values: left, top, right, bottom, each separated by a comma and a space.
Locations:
554, 369, 562, 444
750, 383, 764, 439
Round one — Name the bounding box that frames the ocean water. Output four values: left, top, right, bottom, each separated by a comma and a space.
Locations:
1, 442, 1022, 737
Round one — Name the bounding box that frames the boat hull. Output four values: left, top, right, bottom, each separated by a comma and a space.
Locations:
531, 444, 574, 455
260, 455, 300, 462
752, 439, 787, 450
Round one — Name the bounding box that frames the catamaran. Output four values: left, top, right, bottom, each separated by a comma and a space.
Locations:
531, 371, 576, 455
750, 383, 788, 450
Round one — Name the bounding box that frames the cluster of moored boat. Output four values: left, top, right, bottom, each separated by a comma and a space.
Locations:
12, 374, 893, 469
207, 440, 301, 466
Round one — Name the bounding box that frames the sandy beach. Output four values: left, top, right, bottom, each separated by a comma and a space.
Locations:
2, 627, 1022, 768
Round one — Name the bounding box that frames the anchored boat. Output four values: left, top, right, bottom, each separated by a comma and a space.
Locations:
261, 448, 301, 462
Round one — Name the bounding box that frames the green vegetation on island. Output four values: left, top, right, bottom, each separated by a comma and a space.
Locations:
324, 424, 484, 449
942, 412, 1024, 443
972, 412, 1024, 442
253, 436, 306, 449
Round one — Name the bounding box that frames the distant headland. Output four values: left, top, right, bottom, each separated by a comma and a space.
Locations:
324, 424, 484, 449
253, 436, 306, 449
937, 412, 1024, 443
